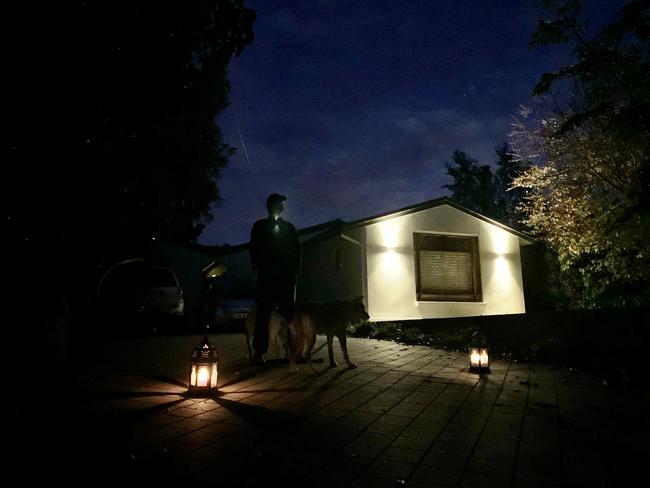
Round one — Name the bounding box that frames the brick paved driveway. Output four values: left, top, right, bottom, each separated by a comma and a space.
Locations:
14, 333, 648, 487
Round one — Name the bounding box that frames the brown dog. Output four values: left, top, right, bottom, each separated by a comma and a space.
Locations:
245, 299, 369, 373
289, 299, 369, 374
244, 306, 289, 364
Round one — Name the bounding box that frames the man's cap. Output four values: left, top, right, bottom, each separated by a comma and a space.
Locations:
266, 193, 287, 207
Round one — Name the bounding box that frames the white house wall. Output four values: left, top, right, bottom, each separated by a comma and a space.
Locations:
364, 204, 526, 321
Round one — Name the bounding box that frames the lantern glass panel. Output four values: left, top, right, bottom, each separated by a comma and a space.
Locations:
190, 365, 197, 386
470, 347, 481, 367
211, 364, 218, 388
197, 365, 210, 387
469, 347, 489, 368
480, 348, 488, 365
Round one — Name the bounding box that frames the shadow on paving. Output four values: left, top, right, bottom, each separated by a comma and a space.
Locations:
9, 389, 330, 486
9, 333, 649, 487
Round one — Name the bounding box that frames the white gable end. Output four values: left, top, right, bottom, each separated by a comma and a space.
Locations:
362, 204, 526, 321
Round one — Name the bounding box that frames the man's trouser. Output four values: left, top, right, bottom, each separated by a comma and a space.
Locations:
253, 273, 296, 355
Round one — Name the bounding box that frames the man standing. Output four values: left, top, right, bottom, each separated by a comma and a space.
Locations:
249, 193, 301, 364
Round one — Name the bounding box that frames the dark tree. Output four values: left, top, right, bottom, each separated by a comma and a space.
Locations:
1, 0, 254, 385
476, 165, 496, 218
443, 151, 480, 210
494, 143, 530, 227
2, 0, 255, 249
530, 0, 650, 211
443, 150, 496, 217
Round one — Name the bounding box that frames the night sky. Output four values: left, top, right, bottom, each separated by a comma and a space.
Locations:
200, 0, 623, 246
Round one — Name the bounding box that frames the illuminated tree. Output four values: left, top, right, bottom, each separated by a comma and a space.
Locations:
511, 0, 650, 307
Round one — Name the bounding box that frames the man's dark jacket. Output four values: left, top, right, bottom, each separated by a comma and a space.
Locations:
249, 217, 301, 278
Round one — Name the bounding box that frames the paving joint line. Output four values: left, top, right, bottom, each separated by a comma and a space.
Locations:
508, 363, 532, 488
341, 350, 474, 487
454, 360, 513, 487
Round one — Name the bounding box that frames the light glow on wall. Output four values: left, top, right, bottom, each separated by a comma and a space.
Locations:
374, 217, 410, 278
366, 205, 526, 320
381, 248, 401, 270
486, 225, 510, 256
380, 219, 403, 249
367, 216, 415, 319
484, 225, 517, 283
494, 255, 510, 277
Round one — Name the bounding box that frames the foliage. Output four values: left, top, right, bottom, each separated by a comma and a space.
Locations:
511, 0, 650, 308
442, 146, 529, 226
2, 1, 255, 250
494, 143, 531, 227
443, 150, 496, 217
349, 321, 477, 351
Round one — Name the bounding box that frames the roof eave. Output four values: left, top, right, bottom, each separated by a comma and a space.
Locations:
342, 197, 535, 244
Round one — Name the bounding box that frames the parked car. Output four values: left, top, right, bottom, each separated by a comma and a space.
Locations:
204, 275, 254, 327
219, 296, 255, 321
97, 259, 184, 331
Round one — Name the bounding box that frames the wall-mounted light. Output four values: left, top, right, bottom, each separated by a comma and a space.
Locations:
203, 261, 227, 279
487, 226, 509, 256
380, 220, 403, 250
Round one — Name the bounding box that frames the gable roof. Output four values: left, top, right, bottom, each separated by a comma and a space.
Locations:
213, 198, 534, 255
343, 197, 534, 244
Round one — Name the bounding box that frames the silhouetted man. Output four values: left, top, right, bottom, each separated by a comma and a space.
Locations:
249, 193, 301, 364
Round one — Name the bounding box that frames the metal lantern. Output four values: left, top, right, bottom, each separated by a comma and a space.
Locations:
189, 336, 219, 393
469, 330, 490, 373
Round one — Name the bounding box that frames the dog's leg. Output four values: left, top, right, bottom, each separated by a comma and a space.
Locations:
244, 315, 254, 365
280, 325, 289, 360
306, 316, 319, 375
288, 321, 299, 374
327, 335, 338, 368
269, 314, 282, 358
337, 333, 357, 369
245, 332, 253, 365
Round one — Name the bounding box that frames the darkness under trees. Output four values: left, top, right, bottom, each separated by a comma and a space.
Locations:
2, 1, 255, 252
1, 1, 255, 383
